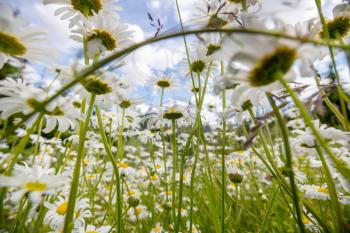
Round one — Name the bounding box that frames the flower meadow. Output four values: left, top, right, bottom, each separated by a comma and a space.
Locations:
1, 0, 350, 232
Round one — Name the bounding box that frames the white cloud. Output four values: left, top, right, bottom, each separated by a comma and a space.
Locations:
120, 40, 184, 86
34, 3, 80, 62
173, 0, 199, 23
128, 24, 146, 42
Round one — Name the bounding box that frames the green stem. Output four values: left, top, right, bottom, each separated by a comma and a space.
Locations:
159, 88, 169, 202
171, 118, 178, 227
221, 58, 226, 233
117, 108, 125, 159
63, 94, 96, 233
189, 139, 199, 231
314, 143, 343, 233
267, 94, 305, 233
258, 185, 280, 233
96, 105, 123, 233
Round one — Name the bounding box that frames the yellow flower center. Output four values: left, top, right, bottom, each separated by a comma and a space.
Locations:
166, 191, 172, 195
163, 107, 183, 120
208, 14, 228, 29
119, 162, 129, 168
190, 60, 206, 73
71, 0, 102, 17
317, 187, 329, 193
128, 190, 135, 195
87, 29, 117, 51
119, 100, 132, 109
81, 75, 112, 95
150, 175, 159, 181
135, 207, 142, 215
86, 231, 98, 233
319, 16, 350, 40
155, 164, 161, 169
0, 32, 26, 56
248, 46, 297, 87
152, 226, 162, 232
56, 202, 68, 215
25, 181, 47, 192
206, 44, 221, 56
156, 80, 171, 88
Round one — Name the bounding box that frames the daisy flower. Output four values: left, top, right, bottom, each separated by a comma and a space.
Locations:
43, 0, 121, 26
73, 224, 112, 233
70, 11, 134, 59
0, 78, 48, 120
191, 0, 259, 29
197, 33, 233, 62
179, 42, 218, 78
42, 96, 82, 133
127, 204, 149, 221
0, 4, 53, 69
309, 3, 350, 43
300, 184, 330, 201
0, 78, 82, 132
294, 119, 350, 147
145, 74, 180, 92
227, 164, 244, 184
150, 223, 163, 233
219, 16, 305, 107
44, 196, 91, 230
0, 163, 67, 204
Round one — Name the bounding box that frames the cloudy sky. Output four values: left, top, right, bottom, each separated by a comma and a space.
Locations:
1, 0, 344, 111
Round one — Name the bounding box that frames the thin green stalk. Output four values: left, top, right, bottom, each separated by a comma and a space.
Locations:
96, 106, 123, 233
314, 143, 343, 233
63, 94, 96, 233
12, 197, 32, 233
267, 94, 305, 233
171, 118, 178, 226
189, 138, 199, 231
117, 108, 125, 159
258, 185, 280, 233
33, 117, 44, 156
314, 76, 347, 128
159, 88, 169, 202
221, 59, 226, 233
175, 128, 185, 233
83, 37, 89, 65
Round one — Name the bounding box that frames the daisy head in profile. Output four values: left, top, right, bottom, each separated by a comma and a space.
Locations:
314, 3, 350, 42
0, 163, 67, 204
192, 0, 260, 29
179, 42, 219, 79
146, 74, 179, 92
44, 196, 91, 231
70, 11, 133, 60
0, 78, 82, 132
74, 224, 112, 233
43, 0, 121, 27
219, 16, 305, 108
0, 4, 54, 69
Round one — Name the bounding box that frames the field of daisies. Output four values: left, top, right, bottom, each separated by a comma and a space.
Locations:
1, 0, 350, 232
